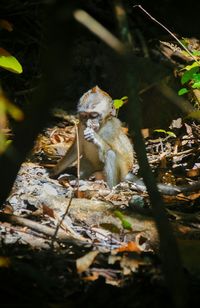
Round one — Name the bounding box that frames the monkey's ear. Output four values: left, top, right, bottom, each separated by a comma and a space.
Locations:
91, 85, 100, 93
111, 105, 117, 117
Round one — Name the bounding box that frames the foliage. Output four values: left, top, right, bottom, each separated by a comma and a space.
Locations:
113, 96, 128, 110
154, 129, 176, 138
0, 47, 22, 74
114, 210, 132, 230
0, 89, 24, 153
0, 19, 24, 152
113, 96, 128, 116
0, 18, 22, 74
178, 87, 188, 96
177, 43, 200, 98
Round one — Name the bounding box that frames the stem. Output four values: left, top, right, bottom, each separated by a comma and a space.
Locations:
134, 4, 200, 65
51, 192, 74, 247
74, 120, 80, 192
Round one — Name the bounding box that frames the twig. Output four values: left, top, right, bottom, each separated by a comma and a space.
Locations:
133, 4, 200, 65
74, 119, 80, 191
51, 191, 75, 247
149, 147, 200, 164
0, 212, 88, 246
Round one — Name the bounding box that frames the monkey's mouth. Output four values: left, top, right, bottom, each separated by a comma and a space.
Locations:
86, 119, 100, 131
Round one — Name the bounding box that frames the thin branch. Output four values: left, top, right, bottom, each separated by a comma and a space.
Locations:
74, 119, 80, 191
0, 212, 88, 246
51, 191, 75, 247
133, 4, 200, 65
73, 9, 125, 54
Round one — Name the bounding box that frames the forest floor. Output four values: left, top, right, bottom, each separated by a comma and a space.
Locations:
0, 2, 200, 305
1, 111, 200, 308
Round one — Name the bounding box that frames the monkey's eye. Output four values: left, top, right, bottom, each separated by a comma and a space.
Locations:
79, 112, 88, 119
90, 112, 99, 118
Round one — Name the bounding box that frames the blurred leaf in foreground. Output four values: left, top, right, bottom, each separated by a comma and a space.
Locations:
0, 47, 22, 74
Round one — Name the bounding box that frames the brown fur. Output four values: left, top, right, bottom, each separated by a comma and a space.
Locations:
51, 86, 134, 187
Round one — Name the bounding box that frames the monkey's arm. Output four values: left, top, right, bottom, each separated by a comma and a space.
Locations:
50, 126, 83, 177
50, 141, 78, 177
84, 127, 121, 187
84, 127, 110, 162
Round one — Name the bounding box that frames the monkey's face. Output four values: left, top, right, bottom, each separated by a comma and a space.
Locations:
78, 86, 116, 131
79, 112, 101, 131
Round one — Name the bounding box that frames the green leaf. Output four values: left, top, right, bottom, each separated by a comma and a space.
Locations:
166, 131, 176, 137
192, 50, 200, 56
6, 101, 24, 121
114, 210, 132, 230
178, 88, 189, 95
114, 210, 124, 220
0, 91, 24, 121
181, 67, 199, 84
180, 38, 189, 47
0, 47, 23, 74
154, 129, 176, 137
181, 50, 192, 58
191, 73, 200, 88
113, 96, 128, 110
0, 132, 6, 153
184, 62, 200, 71
121, 96, 128, 102
154, 129, 166, 134
192, 81, 200, 89
121, 220, 132, 230
113, 99, 124, 109
0, 132, 10, 154
193, 73, 200, 83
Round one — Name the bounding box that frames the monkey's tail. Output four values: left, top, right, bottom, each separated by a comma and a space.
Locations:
126, 173, 200, 196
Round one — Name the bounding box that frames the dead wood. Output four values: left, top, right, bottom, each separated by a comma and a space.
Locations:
0, 212, 90, 246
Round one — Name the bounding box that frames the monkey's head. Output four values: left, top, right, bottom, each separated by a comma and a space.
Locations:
78, 86, 116, 131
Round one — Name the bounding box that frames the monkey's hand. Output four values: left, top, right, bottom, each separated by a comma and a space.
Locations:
84, 127, 101, 146
84, 126, 109, 150
84, 127, 111, 163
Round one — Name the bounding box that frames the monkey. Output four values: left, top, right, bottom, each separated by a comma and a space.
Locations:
51, 86, 134, 188
50, 86, 200, 195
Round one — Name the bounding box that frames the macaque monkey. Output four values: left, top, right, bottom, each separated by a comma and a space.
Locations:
51, 86, 134, 188
50, 86, 200, 195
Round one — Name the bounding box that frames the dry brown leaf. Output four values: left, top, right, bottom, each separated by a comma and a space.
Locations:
42, 204, 55, 219
83, 272, 100, 281
2, 204, 13, 214
115, 241, 141, 253
177, 192, 200, 201
76, 250, 99, 273
74, 190, 87, 198
120, 255, 148, 275
176, 225, 191, 234
186, 168, 200, 177
141, 128, 152, 138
